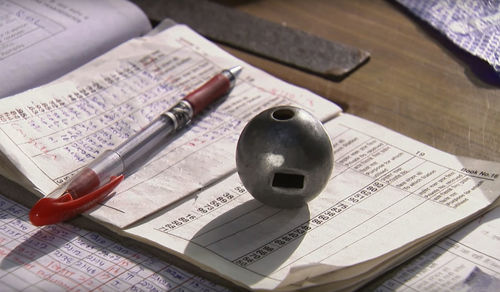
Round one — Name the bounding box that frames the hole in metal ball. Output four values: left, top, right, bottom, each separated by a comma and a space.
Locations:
272, 172, 304, 189
272, 109, 294, 121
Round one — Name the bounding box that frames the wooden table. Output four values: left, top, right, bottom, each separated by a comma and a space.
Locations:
209, 0, 500, 163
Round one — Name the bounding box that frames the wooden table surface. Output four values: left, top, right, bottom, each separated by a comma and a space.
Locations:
210, 0, 500, 163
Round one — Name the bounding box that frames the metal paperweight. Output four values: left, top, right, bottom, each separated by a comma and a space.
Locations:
236, 106, 334, 208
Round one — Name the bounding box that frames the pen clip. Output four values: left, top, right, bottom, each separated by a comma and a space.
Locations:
29, 175, 124, 226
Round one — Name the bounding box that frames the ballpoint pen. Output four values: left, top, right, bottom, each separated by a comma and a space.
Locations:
29, 66, 243, 226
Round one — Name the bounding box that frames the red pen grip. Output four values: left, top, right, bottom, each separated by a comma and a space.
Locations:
184, 73, 230, 115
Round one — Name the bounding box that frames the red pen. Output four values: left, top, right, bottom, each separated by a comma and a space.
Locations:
29, 66, 242, 226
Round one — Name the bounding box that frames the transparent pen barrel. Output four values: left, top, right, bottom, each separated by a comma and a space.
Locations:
65, 102, 191, 198
114, 100, 193, 173
114, 114, 177, 174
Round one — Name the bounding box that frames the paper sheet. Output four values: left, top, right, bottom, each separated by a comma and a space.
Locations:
396, 0, 500, 73
373, 206, 500, 291
0, 194, 231, 292
0, 24, 342, 228
124, 113, 500, 290
0, 0, 151, 98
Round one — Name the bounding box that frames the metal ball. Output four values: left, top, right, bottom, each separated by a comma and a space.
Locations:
236, 106, 334, 208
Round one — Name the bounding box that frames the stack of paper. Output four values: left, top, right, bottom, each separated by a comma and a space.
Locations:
0, 2, 498, 290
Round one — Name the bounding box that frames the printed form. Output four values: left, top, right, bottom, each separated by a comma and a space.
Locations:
373, 207, 500, 291
125, 114, 500, 290
0, 194, 231, 291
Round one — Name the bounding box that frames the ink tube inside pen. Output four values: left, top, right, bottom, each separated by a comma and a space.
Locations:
66, 149, 124, 198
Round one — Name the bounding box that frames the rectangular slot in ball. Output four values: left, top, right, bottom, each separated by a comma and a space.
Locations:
272, 172, 305, 189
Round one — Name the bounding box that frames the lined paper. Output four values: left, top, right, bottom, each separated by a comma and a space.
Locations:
0, 194, 230, 292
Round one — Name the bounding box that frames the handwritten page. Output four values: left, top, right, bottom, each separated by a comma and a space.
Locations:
371, 207, 500, 291
124, 113, 500, 291
0, 0, 151, 98
0, 24, 342, 227
0, 194, 231, 292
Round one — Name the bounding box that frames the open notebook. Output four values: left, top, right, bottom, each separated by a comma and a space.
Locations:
0, 17, 499, 291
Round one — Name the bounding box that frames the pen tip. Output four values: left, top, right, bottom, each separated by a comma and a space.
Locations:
229, 66, 242, 78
